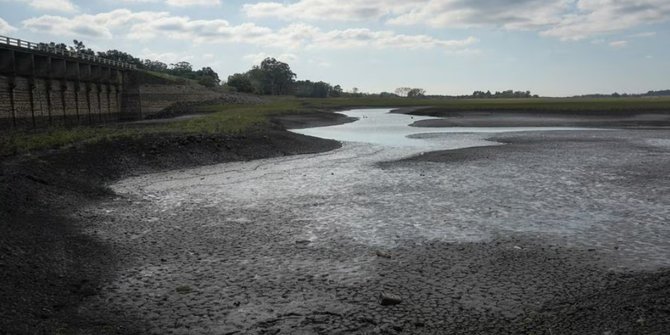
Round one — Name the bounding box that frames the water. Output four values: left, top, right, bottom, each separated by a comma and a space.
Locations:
292, 109, 594, 148
110, 109, 670, 270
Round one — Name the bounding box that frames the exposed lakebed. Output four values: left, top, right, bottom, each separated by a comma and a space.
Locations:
88, 109, 670, 333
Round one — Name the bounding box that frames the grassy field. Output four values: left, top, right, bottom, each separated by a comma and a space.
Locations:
299, 96, 670, 113
0, 100, 306, 157
2, 96, 670, 157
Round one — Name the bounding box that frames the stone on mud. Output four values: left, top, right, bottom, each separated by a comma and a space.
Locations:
379, 292, 402, 306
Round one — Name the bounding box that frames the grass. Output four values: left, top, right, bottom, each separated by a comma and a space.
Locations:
299, 96, 670, 113
2, 95, 669, 157
0, 99, 309, 156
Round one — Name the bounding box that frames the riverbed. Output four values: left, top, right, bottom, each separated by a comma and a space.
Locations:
83, 109, 670, 333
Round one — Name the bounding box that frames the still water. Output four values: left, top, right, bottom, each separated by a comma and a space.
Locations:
292, 109, 593, 148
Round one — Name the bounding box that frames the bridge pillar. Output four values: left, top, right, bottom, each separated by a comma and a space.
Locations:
7, 76, 16, 128
60, 80, 67, 126
85, 82, 92, 124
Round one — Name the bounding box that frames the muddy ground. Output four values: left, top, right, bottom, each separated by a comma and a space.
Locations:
392, 106, 670, 128
1, 111, 670, 334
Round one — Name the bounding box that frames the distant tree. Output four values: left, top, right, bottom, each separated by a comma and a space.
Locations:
407, 88, 426, 97
143, 59, 168, 72
97, 50, 143, 67
257, 58, 296, 95
195, 66, 220, 87
293, 80, 332, 98
70, 40, 93, 55
226, 73, 254, 93
331, 85, 343, 97
352, 87, 359, 94
395, 87, 412, 97
169, 61, 193, 76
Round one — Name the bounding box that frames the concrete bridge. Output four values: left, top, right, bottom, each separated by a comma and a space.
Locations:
0, 35, 145, 128
1, 35, 225, 130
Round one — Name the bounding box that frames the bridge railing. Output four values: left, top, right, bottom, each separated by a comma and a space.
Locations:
0, 35, 137, 70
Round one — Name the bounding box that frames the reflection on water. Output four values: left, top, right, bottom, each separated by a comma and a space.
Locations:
291, 109, 594, 148
111, 109, 669, 270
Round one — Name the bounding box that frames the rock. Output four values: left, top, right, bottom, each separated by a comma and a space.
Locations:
379, 292, 402, 306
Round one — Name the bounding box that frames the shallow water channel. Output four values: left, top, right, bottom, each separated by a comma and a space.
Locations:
111, 109, 669, 270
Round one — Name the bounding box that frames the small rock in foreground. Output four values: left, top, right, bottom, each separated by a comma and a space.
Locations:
379, 292, 402, 306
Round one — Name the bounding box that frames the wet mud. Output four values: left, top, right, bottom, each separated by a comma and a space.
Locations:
2, 111, 670, 334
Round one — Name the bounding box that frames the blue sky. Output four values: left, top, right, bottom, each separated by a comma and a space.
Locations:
0, 0, 668, 96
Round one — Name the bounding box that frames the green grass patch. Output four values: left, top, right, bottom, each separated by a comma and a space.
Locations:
299, 96, 670, 113
2, 96, 669, 157
0, 100, 310, 156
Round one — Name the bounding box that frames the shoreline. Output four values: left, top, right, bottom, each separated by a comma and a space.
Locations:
2, 109, 670, 333
0, 113, 348, 334
391, 106, 670, 128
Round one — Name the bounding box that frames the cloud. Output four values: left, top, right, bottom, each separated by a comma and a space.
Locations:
628, 31, 656, 38
541, 0, 670, 40
20, 9, 477, 51
165, 0, 220, 6
0, 17, 17, 34
243, 0, 414, 21
22, 9, 170, 38
10, 0, 78, 13
244, 0, 670, 40
139, 49, 194, 63
609, 40, 628, 48
243, 52, 298, 64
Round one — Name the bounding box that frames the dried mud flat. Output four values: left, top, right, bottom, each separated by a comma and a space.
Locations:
2, 115, 670, 334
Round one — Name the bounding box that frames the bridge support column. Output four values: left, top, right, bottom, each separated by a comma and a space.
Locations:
96, 84, 102, 122
28, 79, 35, 128
74, 82, 80, 123
7, 76, 16, 128
85, 83, 92, 124
106, 83, 112, 119
45, 80, 53, 125
60, 81, 67, 126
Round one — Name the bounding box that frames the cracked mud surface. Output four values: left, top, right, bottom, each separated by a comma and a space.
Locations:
76, 126, 670, 334
2, 110, 669, 334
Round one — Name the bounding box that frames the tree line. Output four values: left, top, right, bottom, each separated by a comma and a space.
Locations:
470, 90, 538, 98
40, 40, 221, 88
226, 58, 346, 98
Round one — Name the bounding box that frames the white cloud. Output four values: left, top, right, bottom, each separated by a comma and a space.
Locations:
139, 49, 194, 63
165, 0, 220, 7
244, 0, 414, 21
20, 9, 477, 51
243, 52, 297, 65
304, 26, 478, 50
609, 40, 628, 48
12, 0, 78, 13
628, 31, 656, 38
22, 9, 170, 38
245, 0, 670, 41
541, 0, 670, 40
0, 17, 17, 34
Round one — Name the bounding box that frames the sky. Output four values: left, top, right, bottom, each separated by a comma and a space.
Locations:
0, 0, 669, 96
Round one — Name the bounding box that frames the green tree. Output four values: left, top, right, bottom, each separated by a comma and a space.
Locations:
226, 73, 254, 93
196, 66, 220, 87
407, 88, 426, 97
257, 58, 296, 95
331, 85, 343, 97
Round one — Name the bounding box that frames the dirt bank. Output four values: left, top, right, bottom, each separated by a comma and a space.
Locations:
392, 106, 670, 128
0, 117, 341, 334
